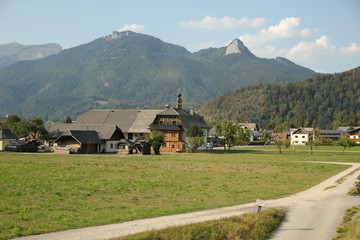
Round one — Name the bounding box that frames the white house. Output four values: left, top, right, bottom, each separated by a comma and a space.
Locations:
291, 128, 310, 145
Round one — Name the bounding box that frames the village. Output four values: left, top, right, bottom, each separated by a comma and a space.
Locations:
1, 91, 359, 155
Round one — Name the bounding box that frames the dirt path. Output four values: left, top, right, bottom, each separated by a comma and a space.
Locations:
14, 162, 360, 240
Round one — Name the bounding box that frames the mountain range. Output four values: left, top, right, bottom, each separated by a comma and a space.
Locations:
0, 31, 317, 120
0, 42, 62, 69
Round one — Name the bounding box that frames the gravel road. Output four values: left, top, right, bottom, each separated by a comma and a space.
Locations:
14, 162, 360, 240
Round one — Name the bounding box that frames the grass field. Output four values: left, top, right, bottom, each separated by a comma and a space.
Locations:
232, 145, 360, 153
0, 150, 359, 239
117, 209, 285, 240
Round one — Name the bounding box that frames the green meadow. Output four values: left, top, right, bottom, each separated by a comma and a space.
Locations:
0, 150, 359, 239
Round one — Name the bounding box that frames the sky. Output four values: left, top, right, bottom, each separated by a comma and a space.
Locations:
0, 0, 359, 73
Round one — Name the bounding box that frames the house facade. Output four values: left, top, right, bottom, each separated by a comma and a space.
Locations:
270, 132, 288, 144
149, 91, 209, 152
290, 128, 310, 145
75, 109, 163, 142
47, 123, 124, 153
54, 130, 103, 154
348, 127, 360, 144
0, 129, 17, 151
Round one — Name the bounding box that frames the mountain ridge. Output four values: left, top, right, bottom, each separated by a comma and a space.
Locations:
199, 66, 360, 129
0, 42, 62, 69
0, 31, 317, 120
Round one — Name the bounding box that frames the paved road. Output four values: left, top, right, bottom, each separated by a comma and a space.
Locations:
14, 162, 360, 240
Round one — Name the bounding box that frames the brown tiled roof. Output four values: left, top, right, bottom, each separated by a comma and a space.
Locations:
75, 110, 163, 133
153, 107, 209, 129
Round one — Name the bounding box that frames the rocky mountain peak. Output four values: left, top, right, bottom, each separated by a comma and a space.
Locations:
225, 39, 255, 57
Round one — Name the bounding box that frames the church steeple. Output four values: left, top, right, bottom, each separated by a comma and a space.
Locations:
176, 88, 182, 109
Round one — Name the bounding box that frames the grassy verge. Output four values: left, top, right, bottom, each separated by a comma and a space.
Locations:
0, 151, 355, 239
334, 206, 360, 240
116, 208, 284, 240
231, 145, 360, 153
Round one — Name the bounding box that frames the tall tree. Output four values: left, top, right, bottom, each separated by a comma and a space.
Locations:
185, 125, 204, 153
215, 120, 237, 151
335, 135, 356, 153
146, 130, 165, 155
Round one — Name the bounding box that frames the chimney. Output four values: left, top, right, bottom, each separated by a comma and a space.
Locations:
176, 89, 182, 109
189, 107, 194, 115
164, 104, 170, 110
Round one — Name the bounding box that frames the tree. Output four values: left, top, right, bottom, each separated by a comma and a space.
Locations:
262, 131, 272, 145
29, 116, 48, 140
146, 130, 165, 155
275, 139, 290, 154
185, 125, 204, 153
3, 115, 29, 138
215, 120, 237, 151
235, 127, 250, 146
64, 116, 72, 123
334, 135, 356, 153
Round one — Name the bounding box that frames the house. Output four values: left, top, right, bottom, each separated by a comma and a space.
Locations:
207, 128, 224, 147
319, 129, 344, 143
149, 91, 209, 152
239, 123, 260, 141
54, 130, 103, 154
270, 133, 288, 144
0, 129, 17, 151
75, 109, 163, 141
47, 123, 125, 153
290, 128, 310, 145
348, 127, 360, 144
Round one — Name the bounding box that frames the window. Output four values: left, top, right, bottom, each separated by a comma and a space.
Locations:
302, 136, 305, 138
171, 132, 177, 137
110, 143, 114, 149
295, 141, 298, 143
128, 133, 133, 139
173, 121, 177, 125
295, 136, 298, 138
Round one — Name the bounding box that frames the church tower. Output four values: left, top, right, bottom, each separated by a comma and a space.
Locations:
175, 89, 182, 109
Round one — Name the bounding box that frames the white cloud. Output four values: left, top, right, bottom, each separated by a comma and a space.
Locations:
179, 16, 265, 30
340, 42, 360, 56
250, 35, 360, 72
284, 36, 360, 62
119, 24, 145, 33
240, 17, 315, 48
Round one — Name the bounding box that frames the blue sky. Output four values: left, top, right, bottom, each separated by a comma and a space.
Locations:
0, 0, 359, 73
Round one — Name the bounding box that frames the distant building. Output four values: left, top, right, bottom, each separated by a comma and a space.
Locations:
0, 129, 17, 151
348, 127, 360, 144
290, 128, 310, 145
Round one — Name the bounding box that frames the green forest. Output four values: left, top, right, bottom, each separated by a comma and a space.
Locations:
199, 67, 360, 129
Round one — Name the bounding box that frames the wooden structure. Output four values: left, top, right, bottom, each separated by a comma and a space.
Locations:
54, 130, 102, 154
149, 90, 209, 152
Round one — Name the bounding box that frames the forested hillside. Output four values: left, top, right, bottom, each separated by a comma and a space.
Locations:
0, 31, 316, 120
199, 67, 360, 129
